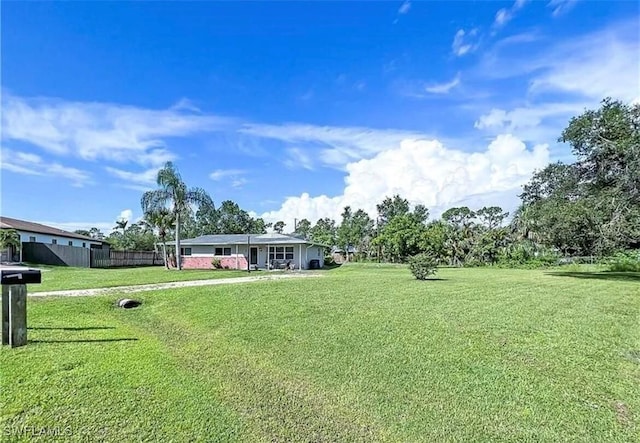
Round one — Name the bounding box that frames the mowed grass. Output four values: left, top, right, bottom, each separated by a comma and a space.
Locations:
27, 265, 248, 292
1, 264, 639, 442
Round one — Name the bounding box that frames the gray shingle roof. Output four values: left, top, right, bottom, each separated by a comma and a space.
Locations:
0, 216, 104, 243
177, 233, 326, 246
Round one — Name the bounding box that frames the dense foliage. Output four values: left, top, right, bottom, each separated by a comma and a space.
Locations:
69, 99, 637, 270
408, 253, 438, 280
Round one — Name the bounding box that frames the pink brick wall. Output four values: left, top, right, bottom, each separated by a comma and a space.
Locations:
181, 255, 247, 270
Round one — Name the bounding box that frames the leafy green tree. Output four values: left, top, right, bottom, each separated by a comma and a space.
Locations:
73, 229, 91, 237
373, 213, 427, 262
441, 207, 476, 266
141, 162, 213, 270
376, 195, 410, 229
142, 208, 175, 269
310, 218, 337, 248
0, 229, 21, 260
293, 218, 312, 239
420, 221, 448, 263
273, 221, 286, 234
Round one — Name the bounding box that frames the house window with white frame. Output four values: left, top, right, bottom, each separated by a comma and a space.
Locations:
181, 247, 192, 256
269, 246, 294, 260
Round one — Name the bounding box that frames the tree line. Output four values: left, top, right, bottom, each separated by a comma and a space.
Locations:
75, 98, 638, 268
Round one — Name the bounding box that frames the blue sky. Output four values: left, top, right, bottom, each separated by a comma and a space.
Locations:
1, 1, 638, 233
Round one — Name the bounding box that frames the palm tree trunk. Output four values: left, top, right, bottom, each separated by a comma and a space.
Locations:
175, 211, 182, 270
162, 240, 169, 269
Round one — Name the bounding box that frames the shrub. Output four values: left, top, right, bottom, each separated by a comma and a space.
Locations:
408, 253, 438, 280
607, 251, 640, 272
211, 258, 222, 269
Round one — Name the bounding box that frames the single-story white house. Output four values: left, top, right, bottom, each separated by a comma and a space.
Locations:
175, 233, 327, 270
0, 216, 105, 262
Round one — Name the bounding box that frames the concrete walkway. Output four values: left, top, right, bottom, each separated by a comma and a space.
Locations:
30, 273, 322, 297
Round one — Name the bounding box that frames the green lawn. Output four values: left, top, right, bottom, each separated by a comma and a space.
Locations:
27, 265, 249, 292
2, 264, 639, 441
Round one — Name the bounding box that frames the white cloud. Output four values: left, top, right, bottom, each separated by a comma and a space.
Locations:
452, 29, 479, 56
209, 168, 246, 181
118, 209, 133, 223
106, 166, 160, 185
40, 208, 136, 235
240, 123, 428, 169
398, 1, 411, 15
284, 147, 314, 170
1, 94, 235, 166
424, 73, 461, 94
259, 135, 549, 228
493, 0, 529, 29
474, 102, 587, 132
528, 21, 639, 102
209, 168, 248, 188
547, 0, 579, 17
1, 148, 91, 187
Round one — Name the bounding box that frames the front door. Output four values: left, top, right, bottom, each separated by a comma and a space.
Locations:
250, 247, 258, 265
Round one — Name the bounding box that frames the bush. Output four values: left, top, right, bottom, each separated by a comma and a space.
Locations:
408, 253, 438, 280
211, 258, 222, 269
607, 251, 640, 272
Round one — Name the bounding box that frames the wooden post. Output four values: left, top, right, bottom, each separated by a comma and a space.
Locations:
2, 285, 27, 347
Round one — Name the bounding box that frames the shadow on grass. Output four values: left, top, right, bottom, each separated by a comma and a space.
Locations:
30, 338, 138, 343
28, 326, 116, 331
417, 278, 448, 281
546, 271, 640, 282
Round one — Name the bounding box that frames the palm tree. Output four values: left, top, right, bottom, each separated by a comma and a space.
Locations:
0, 229, 21, 262
114, 218, 129, 234
141, 162, 212, 270
142, 208, 175, 269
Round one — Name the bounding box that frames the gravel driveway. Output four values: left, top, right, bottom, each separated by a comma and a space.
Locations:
30, 273, 322, 297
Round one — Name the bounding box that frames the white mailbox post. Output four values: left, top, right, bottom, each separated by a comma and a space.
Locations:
1, 267, 41, 348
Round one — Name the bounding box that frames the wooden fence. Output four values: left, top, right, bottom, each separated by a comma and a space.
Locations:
22, 242, 164, 268
90, 249, 164, 268
23, 242, 91, 267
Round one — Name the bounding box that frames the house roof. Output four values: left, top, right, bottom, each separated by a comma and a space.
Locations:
0, 216, 103, 243
177, 233, 328, 247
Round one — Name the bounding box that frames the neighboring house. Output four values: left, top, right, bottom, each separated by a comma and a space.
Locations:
175, 233, 327, 270
0, 216, 106, 262
331, 245, 357, 263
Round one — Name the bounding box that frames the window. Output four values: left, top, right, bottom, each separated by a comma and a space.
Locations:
214, 247, 231, 256
318, 248, 321, 257
83, 242, 86, 248
52, 239, 57, 245
68, 241, 73, 246
269, 246, 294, 260
181, 247, 192, 256
29, 236, 36, 242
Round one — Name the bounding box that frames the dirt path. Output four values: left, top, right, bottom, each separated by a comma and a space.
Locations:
30, 273, 322, 297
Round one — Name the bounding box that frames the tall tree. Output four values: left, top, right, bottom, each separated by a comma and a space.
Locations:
293, 218, 312, 239
73, 229, 91, 237
273, 221, 286, 234
114, 218, 128, 235
310, 218, 337, 248
142, 208, 175, 269
376, 195, 410, 229
141, 162, 213, 270
88, 227, 105, 240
